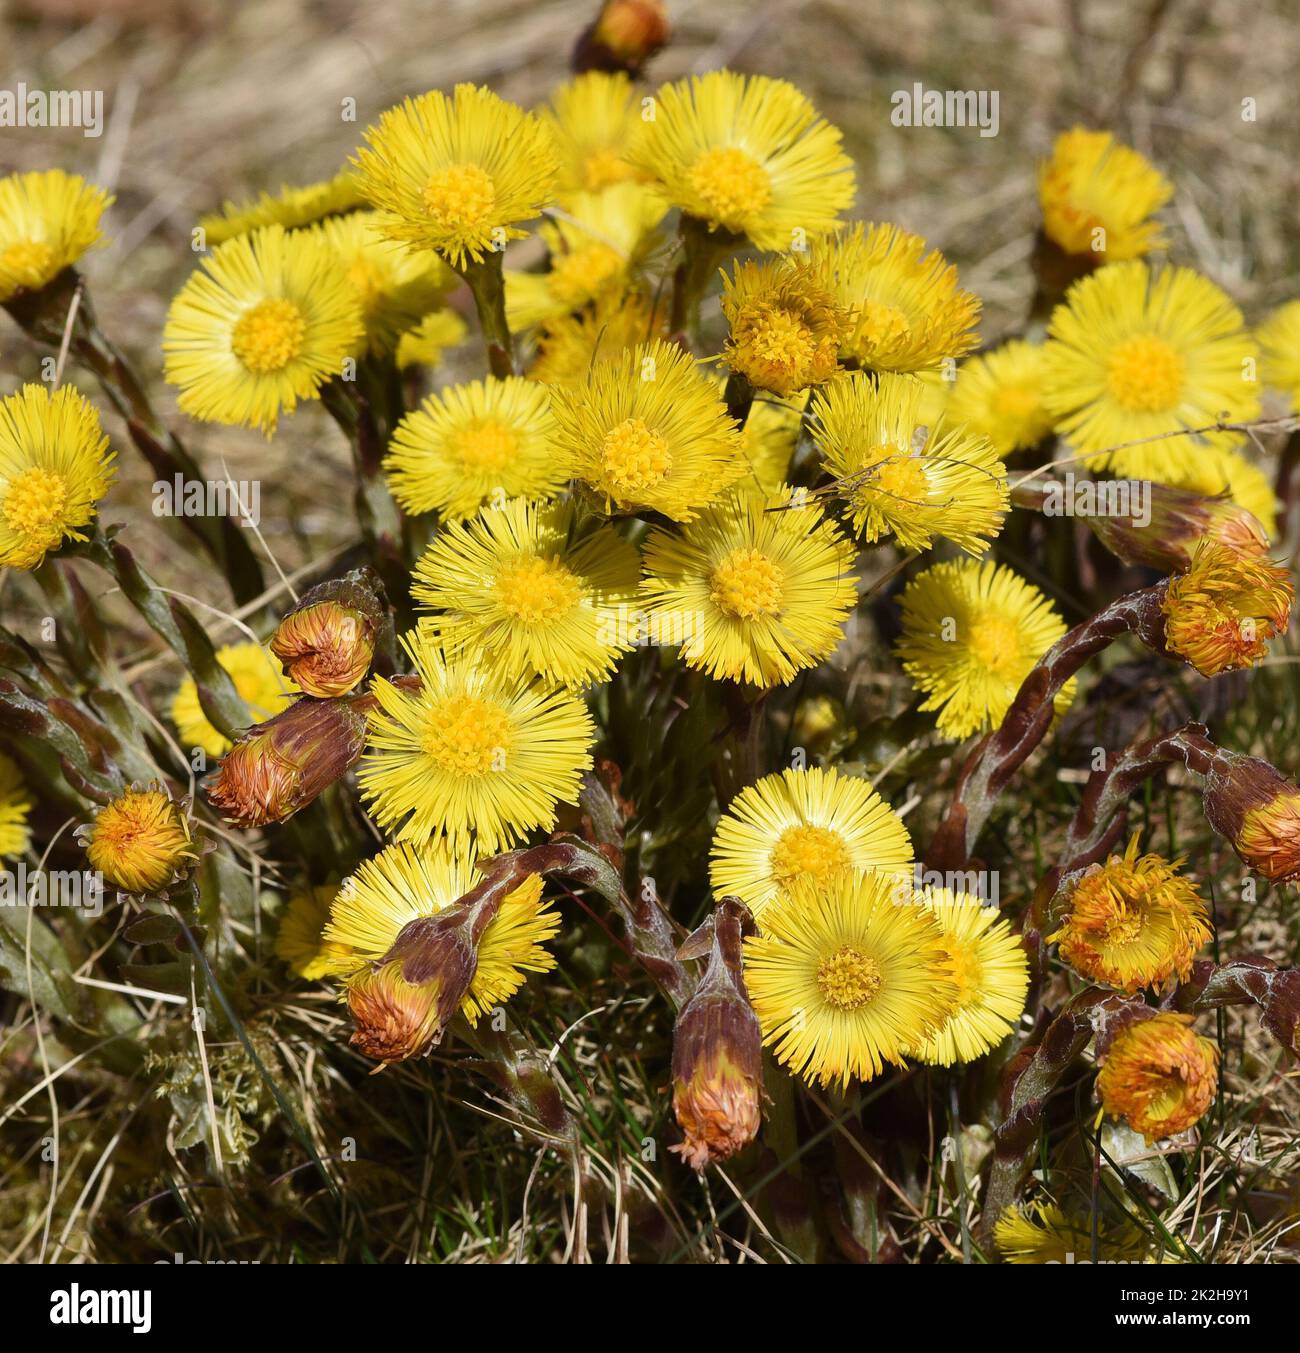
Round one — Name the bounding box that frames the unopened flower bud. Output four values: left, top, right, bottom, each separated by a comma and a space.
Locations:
1087, 482, 1269, 573
1201, 750, 1300, 882
1161, 539, 1293, 677
207, 695, 368, 828
80, 783, 197, 894
1096, 1011, 1218, 1142
269, 568, 385, 697
574, 0, 670, 75
670, 898, 763, 1169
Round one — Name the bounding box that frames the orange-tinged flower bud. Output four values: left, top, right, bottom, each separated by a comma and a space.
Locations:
670, 898, 763, 1169
207, 695, 368, 828
1201, 750, 1300, 883
1161, 539, 1293, 677
81, 783, 197, 894
574, 0, 670, 74
269, 568, 385, 697
345, 960, 447, 1065
1096, 1012, 1218, 1142
1086, 482, 1269, 573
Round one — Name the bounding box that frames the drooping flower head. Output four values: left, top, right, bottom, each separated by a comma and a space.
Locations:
269, 568, 386, 698
550, 338, 747, 520
743, 871, 958, 1088
894, 558, 1075, 740
0, 384, 115, 571
385, 376, 565, 521
163, 224, 364, 434
353, 84, 558, 271
1201, 751, 1300, 884
413, 496, 641, 687
1161, 539, 1293, 677
945, 340, 1056, 456
628, 71, 855, 250
1048, 834, 1211, 992
1257, 299, 1300, 409
171, 642, 300, 759
1140, 444, 1278, 541
638, 487, 857, 686
0, 753, 33, 860
1038, 128, 1172, 263
0, 169, 112, 302
810, 370, 1008, 553
709, 766, 913, 918
1097, 1013, 1219, 1142
908, 887, 1029, 1067
198, 169, 365, 245
357, 627, 595, 851
541, 71, 644, 196
83, 785, 197, 895
1041, 261, 1259, 477
811, 222, 980, 373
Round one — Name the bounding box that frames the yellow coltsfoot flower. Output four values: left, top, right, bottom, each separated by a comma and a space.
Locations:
385, 376, 565, 521
1097, 1013, 1218, 1143
709, 765, 913, 919
413, 496, 642, 686
83, 785, 197, 895
994, 1201, 1153, 1265
628, 70, 855, 251
357, 627, 595, 851
0, 753, 33, 860
275, 884, 348, 981
551, 337, 747, 520
197, 169, 365, 245
0, 169, 112, 302
1038, 128, 1172, 263
895, 558, 1075, 741
541, 71, 644, 195
811, 370, 1008, 554
1048, 834, 1211, 992
0, 383, 115, 571
1257, 299, 1300, 408
171, 642, 300, 759
163, 224, 363, 434
812, 222, 980, 373
529, 286, 667, 387
743, 872, 958, 1088
945, 340, 1056, 456
353, 84, 558, 271
1126, 443, 1278, 540
395, 309, 468, 370
639, 487, 857, 686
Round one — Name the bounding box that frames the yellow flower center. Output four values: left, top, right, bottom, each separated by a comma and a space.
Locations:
688, 146, 771, 223
993, 385, 1039, 421
548, 244, 623, 307
346, 255, 385, 314
231, 298, 307, 373
423, 163, 497, 231
817, 944, 882, 1010
740, 305, 816, 372
494, 554, 583, 624
455, 417, 518, 470
1101, 904, 1144, 949
871, 452, 929, 504
0, 238, 56, 285
1106, 334, 1185, 413
583, 148, 633, 192
940, 938, 981, 1006
770, 824, 851, 888
967, 612, 1025, 677
710, 547, 784, 619
600, 417, 671, 497
857, 302, 912, 353
3, 466, 70, 539
422, 695, 513, 777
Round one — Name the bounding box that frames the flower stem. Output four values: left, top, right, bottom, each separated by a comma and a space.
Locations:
457, 250, 515, 379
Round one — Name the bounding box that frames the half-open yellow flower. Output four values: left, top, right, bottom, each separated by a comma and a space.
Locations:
0, 169, 112, 302
1097, 1013, 1218, 1142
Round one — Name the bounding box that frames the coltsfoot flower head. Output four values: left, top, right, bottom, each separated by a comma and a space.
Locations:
275, 884, 349, 981
385, 376, 564, 521
207, 694, 369, 828
945, 340, 1056, 456
580, 0, 671, 74
0, 753, 33, 860
540, 71, 643, 195
171, 642, 300, 759
162, 224, 364, 434
709, 765, 913, 918
811, 222, 980, 373
198, 169, 365, 245
529, 286, 667, 387
1201, 751, 1300, 883
357, 628, 595, 851
551, 338, 746, 520
994, 1201, 1152, 1265
627, 71, 855, 250
269, 568, 386, 698
1258, 299, 1300, 408
639, 487, 857, 686
811, 370, 1008, 553
1161, 539, 1293, 677
353, 84, 558, 271
83, 785, 196, 895
0, 169, 112, 302
413, 496, 642, 687
0, 384, 115, 571
1048, 834, 1211, 992
909, 887, 1029, 1066
1038, 128, 1172, 263
1146, 445, 1278, 542
1041, 261, 1259, 476
1097, 1012, 1218, 1142
895, 558, 1075, 740
670, 900, 763, 1169
743, 871, 958, 1088
720, 257, 848, 398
